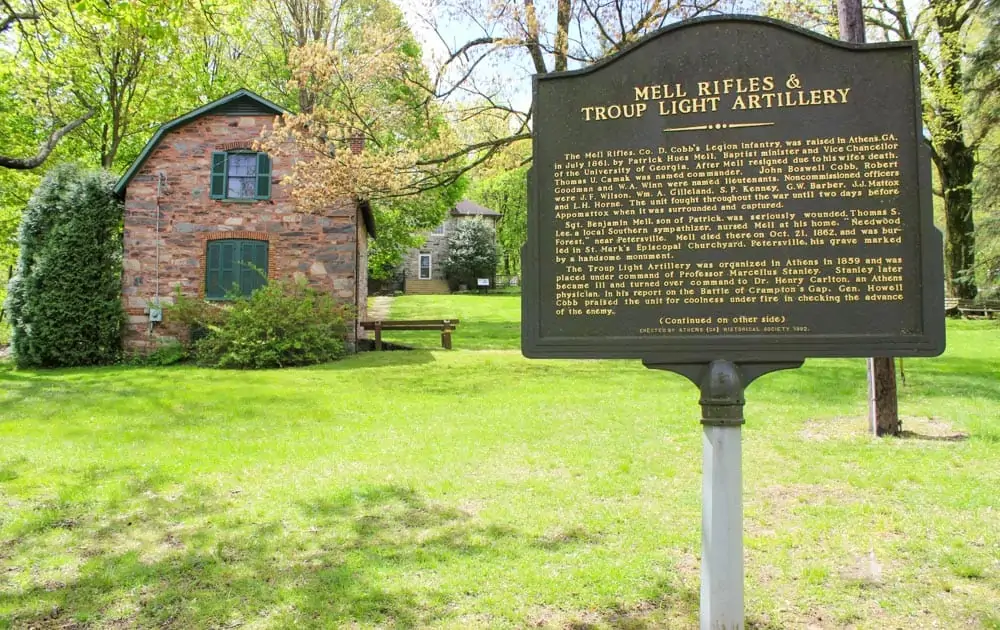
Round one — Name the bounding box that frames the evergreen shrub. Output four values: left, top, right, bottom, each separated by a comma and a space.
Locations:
443, 218, 499, 290
5, 164, 123, 367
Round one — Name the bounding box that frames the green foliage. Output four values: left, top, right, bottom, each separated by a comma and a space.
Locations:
5, 163, 123, 367
130, 341, 189, 367
368, 179, 467, 280
169, 278, 349, 369
443, 218, 499, 289
1, 318, 1000, 628
470, 167, 527, 273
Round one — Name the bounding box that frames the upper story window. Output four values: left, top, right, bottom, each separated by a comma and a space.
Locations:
210, 151, 271, 200
431, 222, 445, 235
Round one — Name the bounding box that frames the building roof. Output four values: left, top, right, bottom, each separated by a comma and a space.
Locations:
114, 88, 376, 238
451, 199, 501, 217
114, 89, 287, 197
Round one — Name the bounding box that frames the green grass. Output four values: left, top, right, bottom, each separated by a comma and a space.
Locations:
378, 293, 521, 350
1, 298, 999, 629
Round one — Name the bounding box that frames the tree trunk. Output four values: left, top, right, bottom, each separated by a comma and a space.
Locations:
931, 0, 978, 299
839, 0, 900, 436
940, 137, 977, 298
868, 357, 900, 435
554, 0, 571, 71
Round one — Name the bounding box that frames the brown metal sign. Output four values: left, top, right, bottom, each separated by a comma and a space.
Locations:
522, 16, 944, 362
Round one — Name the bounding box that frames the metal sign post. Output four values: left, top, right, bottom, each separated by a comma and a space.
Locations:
646, 361, 801, 629
521, 15, 945, 628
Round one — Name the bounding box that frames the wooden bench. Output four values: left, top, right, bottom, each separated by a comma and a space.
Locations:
946, 297, 1000, 318
944, 297, 960, 316
360, 319, 460, 350
958, 299, 1000, 319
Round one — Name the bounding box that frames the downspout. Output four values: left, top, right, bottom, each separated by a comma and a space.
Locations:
355, 200, 361, 351
149, 172, 165, 335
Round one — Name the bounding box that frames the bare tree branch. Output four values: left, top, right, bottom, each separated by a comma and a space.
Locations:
0, 8, 38, 34
0, 109, 95, 170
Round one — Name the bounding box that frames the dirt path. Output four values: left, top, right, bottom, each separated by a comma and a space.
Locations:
368, 295, 394, 320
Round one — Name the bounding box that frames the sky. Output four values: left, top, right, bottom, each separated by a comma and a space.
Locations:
397, 0, 545, 115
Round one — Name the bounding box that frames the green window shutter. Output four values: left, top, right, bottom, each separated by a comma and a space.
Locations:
206, 241, 223, 299
255, 153, 271, 199
219, 241, 237, 297
235, 240, 263, 297
251, 240, 269, 293
208, 240, 268, 299
210, 152, 227, 199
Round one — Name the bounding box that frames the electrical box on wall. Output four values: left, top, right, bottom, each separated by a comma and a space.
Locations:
149, 308, 163, 322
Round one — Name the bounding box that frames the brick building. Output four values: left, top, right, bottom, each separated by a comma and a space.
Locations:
115, 89, 375, 353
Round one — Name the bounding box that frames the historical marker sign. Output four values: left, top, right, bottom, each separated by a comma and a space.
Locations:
523, 16, 945, 363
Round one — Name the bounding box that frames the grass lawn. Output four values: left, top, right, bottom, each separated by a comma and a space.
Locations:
376, 293, 521, 350
1, 299, 999, 629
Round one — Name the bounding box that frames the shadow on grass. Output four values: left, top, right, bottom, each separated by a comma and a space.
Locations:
898, 430, 970, 442
2, 469, 693, 629
312, 348, 438, 370
760, 356, 1000, 403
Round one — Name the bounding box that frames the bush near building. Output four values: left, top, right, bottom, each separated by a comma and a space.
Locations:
4, 164, 123, 368
169, 277, 349, 369
443, 218, 499, 290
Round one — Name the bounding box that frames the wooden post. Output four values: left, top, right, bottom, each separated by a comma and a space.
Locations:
375, 321, 383, 351
838, 0, 900, 436
442, 320, 453, 350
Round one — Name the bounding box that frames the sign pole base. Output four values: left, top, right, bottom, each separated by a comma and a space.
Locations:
644, 359, 802, 630
699, 360, 745, 630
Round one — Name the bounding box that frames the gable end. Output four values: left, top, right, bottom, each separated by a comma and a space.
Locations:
114, 88, 287, 196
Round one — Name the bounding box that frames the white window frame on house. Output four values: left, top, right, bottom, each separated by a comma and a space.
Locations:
418, 253, 432, 279
210, 151, 272, 201
431, 222, 445, 235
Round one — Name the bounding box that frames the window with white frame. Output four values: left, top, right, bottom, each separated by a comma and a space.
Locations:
431, 222, 445, 235
418, 253, 432, 279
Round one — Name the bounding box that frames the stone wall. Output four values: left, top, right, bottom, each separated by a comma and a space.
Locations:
122, 112, 362, 353
402, 215, 498, 292
404, 218, 454, 282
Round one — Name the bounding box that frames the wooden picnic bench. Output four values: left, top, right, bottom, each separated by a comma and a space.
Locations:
360, 319, 460, 350
945, 297, 1000, 319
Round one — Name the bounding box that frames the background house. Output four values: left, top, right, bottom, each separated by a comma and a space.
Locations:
116, 89, 375, 353
403, 199, 500, 294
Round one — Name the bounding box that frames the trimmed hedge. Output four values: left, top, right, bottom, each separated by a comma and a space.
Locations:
5, 164, 124, 368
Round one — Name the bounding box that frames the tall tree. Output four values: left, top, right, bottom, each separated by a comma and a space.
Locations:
411, 0, 740, 175
471, 166, 528, 274
966, 0, 1000, 295
866, 0, 986, 298
259, 0, 467, 278
0, 0, 94, 170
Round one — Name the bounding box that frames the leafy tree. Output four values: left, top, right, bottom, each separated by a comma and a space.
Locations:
471, 167, 527, 274
255, 0, 467, 274
5, 163, 123, 367
967, 0, 1000, 296
444, 218, 500, 289
0, 1, 94, 170
770, 0, 989, 298
368, 180, 467, 281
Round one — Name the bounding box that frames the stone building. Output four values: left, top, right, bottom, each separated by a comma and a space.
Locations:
403, 199, 500, 294
115, 89, 375, 353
